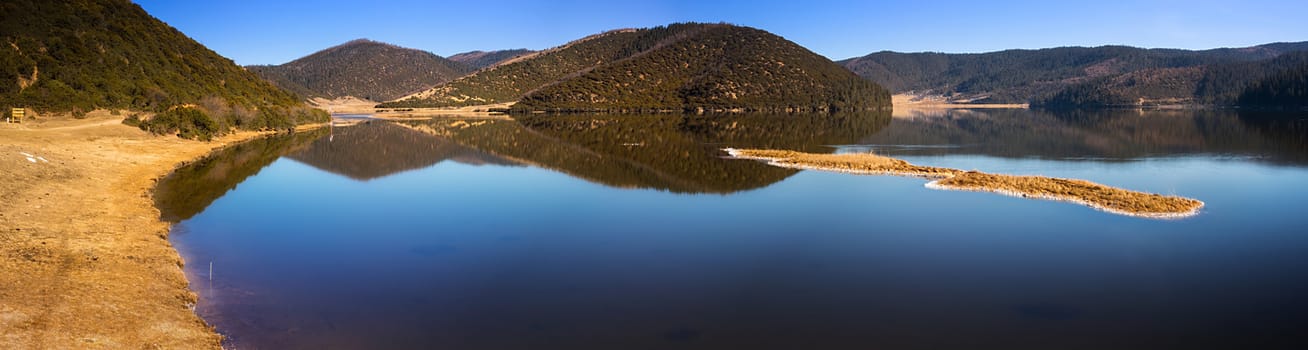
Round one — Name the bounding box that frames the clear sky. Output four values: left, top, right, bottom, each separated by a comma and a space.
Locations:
134, 0, 1308, 66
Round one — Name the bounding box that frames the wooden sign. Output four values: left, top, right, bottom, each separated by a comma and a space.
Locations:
8, 108, 23, 123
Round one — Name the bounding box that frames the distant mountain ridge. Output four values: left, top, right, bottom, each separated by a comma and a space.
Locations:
1031, 50, 1308, 108
448, 49, 535, 70
247, 39, 472, 102
839, 42, 1308, 106
382, 23, 889, 112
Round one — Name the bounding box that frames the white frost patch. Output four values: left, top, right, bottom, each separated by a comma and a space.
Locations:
19, 152, 48, 164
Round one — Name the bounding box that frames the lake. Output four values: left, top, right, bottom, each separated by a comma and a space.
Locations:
159, 109, 1308, 349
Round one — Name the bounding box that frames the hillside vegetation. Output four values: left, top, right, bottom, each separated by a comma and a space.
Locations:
515, 24, 888, 112
382, 23, 890, 112
247, 39, 471, 102
840, 42, 1308, 106
1238, 55, 1308, 109
1034, 51, 1308, 108
0, 0, 325, 138
448, 49, 535, 69
381, 27, 690, 107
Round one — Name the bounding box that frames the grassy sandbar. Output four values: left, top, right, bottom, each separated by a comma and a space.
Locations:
725, 148, 1203, 218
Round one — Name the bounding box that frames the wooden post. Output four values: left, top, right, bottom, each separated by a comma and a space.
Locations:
9, 108, 25, 123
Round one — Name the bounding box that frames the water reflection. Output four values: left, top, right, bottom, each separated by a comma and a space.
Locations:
854, 109, 1308, 164
403, 112, 892, 193
161, 110, 1308, 350
286, 121, 519, 181
157, 110, 1306, 223
158, 112, 891, 221
154, 129, 325, 222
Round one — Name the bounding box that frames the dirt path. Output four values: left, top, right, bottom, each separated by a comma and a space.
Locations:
0, 114, 319, 349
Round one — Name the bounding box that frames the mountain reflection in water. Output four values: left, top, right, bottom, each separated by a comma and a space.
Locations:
858, 109, 1308, 164
159, 110, 1308, 350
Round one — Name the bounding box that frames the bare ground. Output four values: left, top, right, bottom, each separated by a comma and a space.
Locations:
0, 111, 320, 349
310, 96, 513, 119
891, 93, 1027, 118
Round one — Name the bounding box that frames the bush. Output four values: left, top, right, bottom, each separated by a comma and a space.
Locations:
122, 113, 142, 127
139, 107, 219, 141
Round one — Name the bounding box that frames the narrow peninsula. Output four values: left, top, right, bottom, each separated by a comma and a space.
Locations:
725, 149, 1204, 218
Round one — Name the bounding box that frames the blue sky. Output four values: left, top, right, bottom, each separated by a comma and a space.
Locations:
134, 0, 1308, 66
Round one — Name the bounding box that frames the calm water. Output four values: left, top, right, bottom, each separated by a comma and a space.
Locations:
160, 110, 1308, 349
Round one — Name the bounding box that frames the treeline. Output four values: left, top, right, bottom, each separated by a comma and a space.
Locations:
1029, 77, 1137, 108
841, 42, 1308, 105
447, 49, 535, 69
1033, 51, 1308, 108
1235, 54, 1308, 109
513, 24, 888, 112
0, 0, 325, 138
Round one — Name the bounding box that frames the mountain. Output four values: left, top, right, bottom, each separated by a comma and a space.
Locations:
381, 23, 890, 112
447, 49, 535, 70
1033, 50, 1308, 108
840, 42, 1308, 105
0, 0, 324, 137
246, 39, 472, 102
1237, 53, 1308, 109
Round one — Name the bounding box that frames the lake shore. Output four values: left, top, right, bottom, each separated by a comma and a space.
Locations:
0, 112, 322, 349
311, 96, 513, 118
724, 148, 1203, 218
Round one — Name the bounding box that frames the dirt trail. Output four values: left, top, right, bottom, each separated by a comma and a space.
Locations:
1, 113, 319, 349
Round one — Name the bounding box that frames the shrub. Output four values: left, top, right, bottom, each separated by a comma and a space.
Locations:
139, 107, 219, 141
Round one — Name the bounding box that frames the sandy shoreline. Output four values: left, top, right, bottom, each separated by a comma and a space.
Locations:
0, 112, 322, 349
724, 148, 1203, 219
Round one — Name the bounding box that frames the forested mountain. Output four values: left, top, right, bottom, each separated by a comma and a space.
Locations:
1237, 54, 1308, 109
448, 49, 535, 70
382, 23, 890, 112
382, 28, 670, 107
840, 42, 1308, 105
1033, 51, 1308, 108
247, 39, 472, 102
0, 0, 324, 137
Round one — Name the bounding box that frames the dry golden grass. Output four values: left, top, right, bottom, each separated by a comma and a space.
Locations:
1, 113, 325, 349
728, 149, 959, 177
727, 148, 1203, 218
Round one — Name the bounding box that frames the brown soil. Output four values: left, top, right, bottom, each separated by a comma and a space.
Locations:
0, 111, 321, 349
727, 148, 1203, 218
